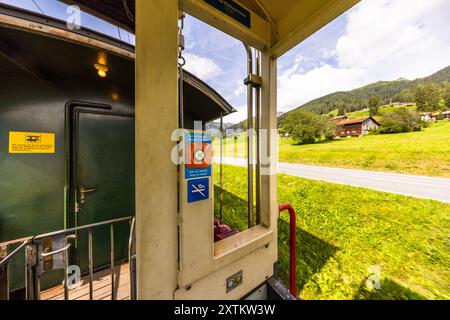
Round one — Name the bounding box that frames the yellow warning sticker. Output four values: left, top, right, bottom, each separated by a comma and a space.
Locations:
9, 132, 55, 154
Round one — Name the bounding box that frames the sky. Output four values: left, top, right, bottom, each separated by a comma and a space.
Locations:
2, 0, 450, 123
0, 0, 135, 43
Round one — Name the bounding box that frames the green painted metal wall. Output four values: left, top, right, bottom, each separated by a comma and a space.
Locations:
0, 58, 134, 291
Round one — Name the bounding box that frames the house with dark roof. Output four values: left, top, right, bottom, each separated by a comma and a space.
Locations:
336, 116, 380, 137
443, 111, 450, 121
331, 115, 349, 123
420, 112, 438, 122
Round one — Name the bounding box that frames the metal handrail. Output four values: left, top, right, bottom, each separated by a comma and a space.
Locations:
0, 237, 34, 249
34, 216, 132, 240
0, 240, 31, 268
0, 216, 134, 301
279, 204, 298, 297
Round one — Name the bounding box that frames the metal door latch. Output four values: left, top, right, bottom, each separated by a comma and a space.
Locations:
80, 187, 97, 204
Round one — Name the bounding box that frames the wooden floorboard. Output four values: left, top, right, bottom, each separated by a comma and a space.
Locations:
41, 263, 130, 301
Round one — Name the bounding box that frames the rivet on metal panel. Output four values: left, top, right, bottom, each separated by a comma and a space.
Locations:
226, 270, 243, 293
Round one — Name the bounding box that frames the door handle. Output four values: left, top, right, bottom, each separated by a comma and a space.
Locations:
80, 187, 97, 204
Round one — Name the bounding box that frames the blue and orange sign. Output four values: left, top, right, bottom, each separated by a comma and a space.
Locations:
185, 133, 212, 180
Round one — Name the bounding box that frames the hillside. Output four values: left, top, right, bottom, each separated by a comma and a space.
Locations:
205, 122, 235, 130
280, 65, 450, 121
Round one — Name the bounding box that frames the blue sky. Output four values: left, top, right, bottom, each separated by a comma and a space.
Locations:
2, 0, 450, 123
183, 13, 348, 123
183, 0, 450, 122
0, 0, 135, 43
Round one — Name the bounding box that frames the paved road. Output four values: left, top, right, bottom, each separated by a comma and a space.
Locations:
215, 157, 450, 203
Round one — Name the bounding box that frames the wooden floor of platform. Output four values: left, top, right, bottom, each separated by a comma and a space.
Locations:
41, 263, 130, 300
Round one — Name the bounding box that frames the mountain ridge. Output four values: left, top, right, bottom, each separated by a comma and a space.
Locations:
226, 65, 450, 129
280, 65, 450, 120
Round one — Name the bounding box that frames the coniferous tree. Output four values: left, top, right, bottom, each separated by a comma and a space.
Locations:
369, 95, 382, 116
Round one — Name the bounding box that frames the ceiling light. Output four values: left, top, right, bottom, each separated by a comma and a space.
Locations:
94, 63, 109, 78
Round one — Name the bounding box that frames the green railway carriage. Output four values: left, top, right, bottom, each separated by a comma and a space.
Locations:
0, 6, 234, 294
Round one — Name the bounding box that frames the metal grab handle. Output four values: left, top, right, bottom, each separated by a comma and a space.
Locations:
41, 235, 77, 258
279, 204, 297, 297
80, 187, 97, 204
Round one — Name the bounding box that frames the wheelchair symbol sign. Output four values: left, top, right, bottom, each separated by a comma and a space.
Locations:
188, 178, 209, 203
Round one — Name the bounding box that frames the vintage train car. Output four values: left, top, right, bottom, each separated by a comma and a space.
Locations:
0, 5, 234, 293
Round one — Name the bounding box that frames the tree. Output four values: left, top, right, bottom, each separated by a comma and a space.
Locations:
379, 108, 424, 134
368, 95, 382, 116
282, 111, 335, 145
444, 85, 450, 109
338, 106, 346, 116
395, 88, 414, 103
415, 84, 441, 112
322, 119, 337, 141
415, 86, 426, 110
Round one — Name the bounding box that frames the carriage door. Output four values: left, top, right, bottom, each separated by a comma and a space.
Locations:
74, 110, 135, 271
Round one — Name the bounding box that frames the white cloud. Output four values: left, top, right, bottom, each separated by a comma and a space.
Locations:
223, 104, 247, 124
336, 0, 450, 80
278, 64, 365, 111
183, 53, 221, 81
278, 0, 450, 111
233, 82, 245, 98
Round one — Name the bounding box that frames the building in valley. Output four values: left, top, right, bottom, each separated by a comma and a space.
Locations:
336, 116, 380, 137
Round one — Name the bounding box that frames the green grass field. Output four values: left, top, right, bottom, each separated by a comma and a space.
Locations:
215, 164, 450, 300
279, 121, 450, 177
215, 121, 450, 177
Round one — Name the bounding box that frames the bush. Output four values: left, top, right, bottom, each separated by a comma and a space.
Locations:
436, 112, 445, 121
282, 111, 336, 145
379, 107, 424, 134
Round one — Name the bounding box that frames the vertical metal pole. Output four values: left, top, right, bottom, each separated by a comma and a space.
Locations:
25, 248, 32, 300
244, 44, 254, 229
0, 246, 9, 300
219, 112, 224, 221
63, 234, 76, 301
88, 229, 94, 300
110, 224, 115, 300
63, 249, 69, 300
24, 250, 28, 301
255, 50, 261, 225
128, 218, 136, 300
33, 266, 40, 300
25, 244, 39, 300
178, 15, 186, 215
179, 66, 184, 129
178, 14, 185, 130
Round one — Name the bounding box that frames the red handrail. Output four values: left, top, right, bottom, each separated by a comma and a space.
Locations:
279, 204, 297, 297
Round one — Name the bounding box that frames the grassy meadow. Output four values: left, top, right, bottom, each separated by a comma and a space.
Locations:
215, 164, 450, 300
215, 121, 450, 177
